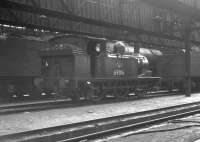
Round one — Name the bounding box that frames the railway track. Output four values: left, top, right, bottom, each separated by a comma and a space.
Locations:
0, 90, 178, 115
1, 101, 200, 142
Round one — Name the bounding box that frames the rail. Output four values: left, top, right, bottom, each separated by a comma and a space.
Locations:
0, 100, 200, 142
0, 90, 178, 115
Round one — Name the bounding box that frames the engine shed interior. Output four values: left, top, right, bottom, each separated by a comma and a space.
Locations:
0, 0, 200, 101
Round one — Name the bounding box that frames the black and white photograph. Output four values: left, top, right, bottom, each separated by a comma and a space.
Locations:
1, 0, 200, 141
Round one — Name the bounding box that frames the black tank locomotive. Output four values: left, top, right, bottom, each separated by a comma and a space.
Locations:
39, 36, 160, 100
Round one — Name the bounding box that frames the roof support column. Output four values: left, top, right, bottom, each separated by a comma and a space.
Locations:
184, 22, 191, 97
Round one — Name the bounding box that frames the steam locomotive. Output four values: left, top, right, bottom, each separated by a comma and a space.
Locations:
0, 35, 200, 101
38, 35, 160, 100
0, 35, 160, 101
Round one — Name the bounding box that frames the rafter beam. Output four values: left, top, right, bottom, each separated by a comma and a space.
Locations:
1, 0, 200, 45
0, 19, 184, 49
141, 0, 200, 22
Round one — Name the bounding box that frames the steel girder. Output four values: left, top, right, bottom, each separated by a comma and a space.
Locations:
0, 19, 185, 50
0, 0, 200, 45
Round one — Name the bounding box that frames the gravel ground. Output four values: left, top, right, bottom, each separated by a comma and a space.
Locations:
104, 114, 200, 142
1, 93, 200, 136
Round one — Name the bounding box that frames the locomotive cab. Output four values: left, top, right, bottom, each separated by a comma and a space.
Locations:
40, 42, 90, 98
